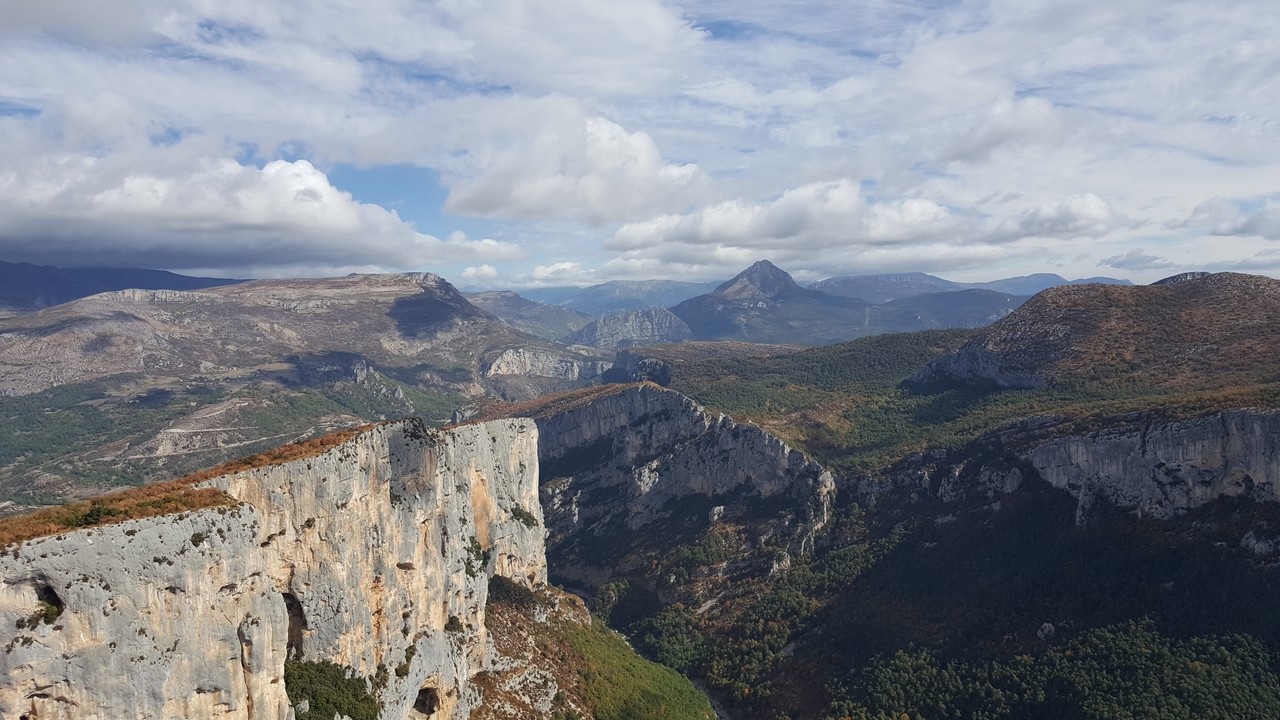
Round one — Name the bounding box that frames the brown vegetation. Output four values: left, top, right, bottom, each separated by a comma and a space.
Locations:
0, 423, 379, 547
461, 382, 659, 423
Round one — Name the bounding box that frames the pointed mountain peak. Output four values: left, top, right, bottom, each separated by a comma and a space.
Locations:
714, 260, 799, 300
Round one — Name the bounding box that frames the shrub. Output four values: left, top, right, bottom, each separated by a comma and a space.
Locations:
283, 660, 379, 720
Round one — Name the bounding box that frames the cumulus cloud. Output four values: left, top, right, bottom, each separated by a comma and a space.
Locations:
1100, 248, 1175, 271
461, 264, 500, 280
607, 179, 964, 253
527, 261, 598, 286
1185, 197, 1280, 240
444, 115, 703, 225
0, 153, 519, 273
1000, 193, 1134, 240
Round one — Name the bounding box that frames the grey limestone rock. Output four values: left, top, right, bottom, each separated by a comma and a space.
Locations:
1021, 410, 1280, 522
0, 418, 545, 720
561, 308, 694, 350
533, 384, 834, 584
482, 348, 611, 380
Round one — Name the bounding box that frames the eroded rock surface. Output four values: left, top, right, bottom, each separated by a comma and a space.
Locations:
872, 410, 1280, 524
562, 308, 694, 350
0, 418, 545, 720
530, 384, 834, 586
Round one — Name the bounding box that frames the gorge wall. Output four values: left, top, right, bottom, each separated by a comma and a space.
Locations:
0, 418, 546, 720
878, 409, 1280, 524
529, 384, 835, 586
1021, 410, 1280, 520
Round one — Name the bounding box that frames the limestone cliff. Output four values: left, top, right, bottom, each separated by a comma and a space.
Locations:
561, 308, 694, 350
1019, 410, 1280, 521
482, 348, 611, 381
525, 384, 834, 587
0, 418, 546, 720
873, 409, 1280, 524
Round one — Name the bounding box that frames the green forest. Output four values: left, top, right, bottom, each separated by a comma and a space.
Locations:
600, 330, 1280, 720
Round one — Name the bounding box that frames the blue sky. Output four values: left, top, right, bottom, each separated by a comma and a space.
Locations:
0, 0, 1278, 287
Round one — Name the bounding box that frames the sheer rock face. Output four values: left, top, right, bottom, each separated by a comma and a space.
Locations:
1019, 410, 1280, 521
561, 307, 694, 350
482, 347, 611, 381
877, 410, 1280, 524
0, 418, 545, 720
532, 385, 834, 585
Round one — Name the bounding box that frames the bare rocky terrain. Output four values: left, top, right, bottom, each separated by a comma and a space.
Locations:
0, 273, 610, 506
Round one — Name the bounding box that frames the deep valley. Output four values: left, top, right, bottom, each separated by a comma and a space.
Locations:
4, 266, 1280, 720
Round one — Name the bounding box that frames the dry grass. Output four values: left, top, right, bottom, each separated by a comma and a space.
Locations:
0, 422, 379, 547
461, 382, 659, 423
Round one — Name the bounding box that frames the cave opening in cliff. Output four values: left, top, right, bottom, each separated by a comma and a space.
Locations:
413, 686, 440, 715
282, 592, 307, 658
35, 583, 64, 622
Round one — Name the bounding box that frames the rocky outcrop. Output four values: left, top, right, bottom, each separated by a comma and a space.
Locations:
482, 348, 610, 381
872, 410, 1280, 524
528, 384, 834, 585
1020, 410, 1280, 521
600, 350, 675, 386
562, 308, 694, 349
0, 418, 545, 720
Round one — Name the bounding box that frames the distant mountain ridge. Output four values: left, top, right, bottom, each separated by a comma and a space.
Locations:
670, 260, 873, 344
464, 290, 592, 339
519, 279, 719, 315
0, 260, 244, 312
914, 272, 1280, 389
812, 271, 1131, 303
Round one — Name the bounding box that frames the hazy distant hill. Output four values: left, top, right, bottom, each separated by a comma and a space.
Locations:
813, 271, 1130, 303
916, 272, 1280, 389
870, 288, 1028, 329
977, 272, 1131, 296
0, 259, 243, 312
663, 261, 1032, 345
520, 279, 719, 315
810, 272, 964, 303
465, 290, 592, 339
670, 260, 873, 344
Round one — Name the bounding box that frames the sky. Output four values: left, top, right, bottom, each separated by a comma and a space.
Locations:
1, 0, 1278, 287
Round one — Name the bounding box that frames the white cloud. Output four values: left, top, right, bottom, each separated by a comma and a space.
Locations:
0, 0, 1279, 282
445, 114, 703, 225
1003, 193, 1134, 240
608, 179, 964, 253
462, 264, 499, 280
0, 152, 519, 273
1186, 198, 1280, 240
528, 261, 595, 285
1100, 248, 1174, 271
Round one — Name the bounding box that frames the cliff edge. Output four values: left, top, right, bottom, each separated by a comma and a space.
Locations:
0, 418, 545, 720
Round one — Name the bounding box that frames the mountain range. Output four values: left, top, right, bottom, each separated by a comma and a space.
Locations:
0, 259, 242, 314
4, 260, 1280, 719
0, 273, 608, 504
811, 270, 1131, 303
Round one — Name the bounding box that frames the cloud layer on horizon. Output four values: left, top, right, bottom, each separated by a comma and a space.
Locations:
0, 0, 1278, 284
